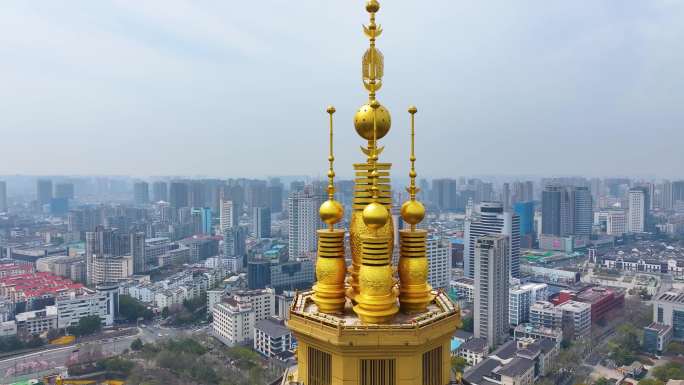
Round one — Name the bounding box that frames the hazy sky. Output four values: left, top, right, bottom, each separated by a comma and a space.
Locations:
1, 1, 683, 179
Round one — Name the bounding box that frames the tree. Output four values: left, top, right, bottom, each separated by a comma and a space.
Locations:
161, 307, 170, 319
131, 338, 144, 351
594, 378, 610, 385
68, 315, 102, 336
652, 362, 684, 381
667, 341, 684, 355
638, 379, 664, 385
461, 317, 473, 333
608, 323, 641, 366
119, 295, 154, 322
451, 356, 467, 374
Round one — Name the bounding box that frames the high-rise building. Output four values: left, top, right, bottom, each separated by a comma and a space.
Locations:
268, 184, 284, 213
169, 181, 189, 208
152, 181, 168, 202
474, 234, 510, 350
0, 181, 6, 212
628, 188, 647, 233
284, 3, 460, 384
200, 207, 212, 235
464, 201, 520, 278
542, 185, 593, 237
130, 231, 146, 274
253, 207, 271, 239
224, 226, 247, 271
541, 185, 562, 236
133, 181, 149, 205
509, 283, 548, 326
513, 201, 535, 248
573, 186, 593, 236
85, 226, 131, 284
512, 181, 534, 204
432, 178, 458, 211
427, 237, 450, 290
287, 189, 321, 260
54, 182, 75, 200
219, 200, 236, 233
502, 182, 511, 210
673, 181, 684, 208
37, 179, 53, 205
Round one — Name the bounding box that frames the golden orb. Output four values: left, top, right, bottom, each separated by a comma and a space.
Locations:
366, 0, 380, 13
408, 105, 418, 114
401, 200, 425, 225
320, 200, 344, 225
354, 103, 391, 140
362, 202, 389, 229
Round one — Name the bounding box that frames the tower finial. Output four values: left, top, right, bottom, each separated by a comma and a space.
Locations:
319, 106, 343, 231
401, 106, 425, 231
326, 105, 337, 202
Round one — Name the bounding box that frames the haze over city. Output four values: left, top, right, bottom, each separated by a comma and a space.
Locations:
2, 1, 683, 178
2, 2, 684, 385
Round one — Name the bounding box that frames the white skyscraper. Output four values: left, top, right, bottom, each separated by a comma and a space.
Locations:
628, 188, 646, 233
474, 234, 510, 350
509, 283, 548, 326
427, 237, 450, 290
220, 200, 235, 233
464, 201, 520, 278
287, 189, 321, 260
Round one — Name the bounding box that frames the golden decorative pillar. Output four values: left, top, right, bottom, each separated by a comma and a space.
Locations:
398, 106, 434, 313
352, 99, 399, 323
312, 106, 347, 314
347, 0, 395, 304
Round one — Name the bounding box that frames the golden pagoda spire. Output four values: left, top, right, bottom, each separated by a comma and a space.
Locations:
398, 106, 433, 313
312, 106, 346, 314
348, 0, 395, 305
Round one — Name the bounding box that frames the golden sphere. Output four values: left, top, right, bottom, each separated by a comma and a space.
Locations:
354, 102, 391, 140
362, 202, 389, 229
401, 200, 425, 225
319, 200, 344, 225
326, 105, 336, 114
366, 0, 380, 13
408, 105, 418, 114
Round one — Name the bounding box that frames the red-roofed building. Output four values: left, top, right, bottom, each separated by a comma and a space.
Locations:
0, 263, 34, 279
575, 286, 624, 324
0, 272, 85, 304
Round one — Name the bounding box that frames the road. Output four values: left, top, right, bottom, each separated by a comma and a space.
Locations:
0, 332, 138, 383
0, 323, 213, 383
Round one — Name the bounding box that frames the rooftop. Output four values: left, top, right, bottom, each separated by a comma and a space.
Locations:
256, 318, 291, 338
459, 337, 488, 353
495, 357, 534, 377
645, 322, 673, 334
0, 272, 84, 299
490, 340, 518, 361
464, 359, 501, 385
657, 290, 684, 304
576, 286, 622, 303
289, 290, 459, 331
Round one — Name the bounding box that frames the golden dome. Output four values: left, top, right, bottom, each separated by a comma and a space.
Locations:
354, 103, 391, 140
401, 200, 425, 225
320, 200, 344, 225
362, 201, 389, 229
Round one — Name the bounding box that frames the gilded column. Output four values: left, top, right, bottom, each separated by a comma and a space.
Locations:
348, 0, 394, 303
312, 106, 347, 313
398, 106, 434, 313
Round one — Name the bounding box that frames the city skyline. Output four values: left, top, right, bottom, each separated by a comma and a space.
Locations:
2, 1, 683, 178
